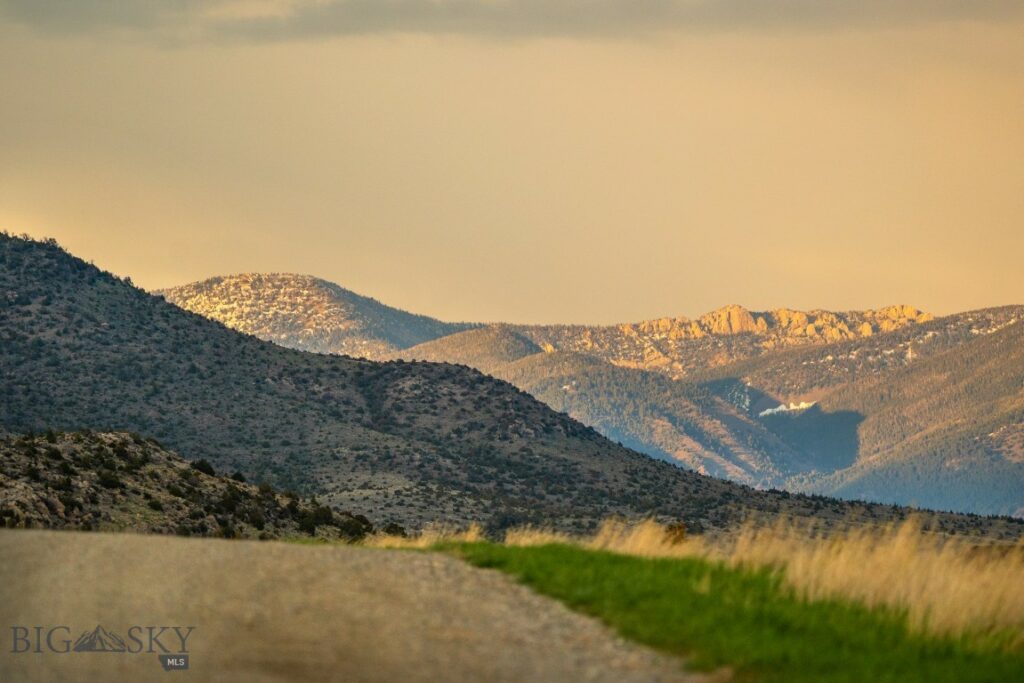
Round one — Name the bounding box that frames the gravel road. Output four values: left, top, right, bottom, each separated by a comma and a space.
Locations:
0, 530, 710, 683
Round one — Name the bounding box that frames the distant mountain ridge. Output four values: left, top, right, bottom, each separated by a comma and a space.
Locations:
155, 270, 1024, 517
159, 275, 929, 375
513, 303, 933, 378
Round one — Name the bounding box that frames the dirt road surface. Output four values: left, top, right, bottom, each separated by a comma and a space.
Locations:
0, 530, 708, 683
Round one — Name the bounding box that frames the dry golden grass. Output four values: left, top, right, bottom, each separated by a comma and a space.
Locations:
503, 527, 573, 547
723, 517, 1024, 640
369, 517, 1024, 642
363, 522, 484, 549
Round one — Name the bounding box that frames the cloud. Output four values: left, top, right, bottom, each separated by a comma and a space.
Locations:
0, 0, 202, 32
3, 0, 1023, 41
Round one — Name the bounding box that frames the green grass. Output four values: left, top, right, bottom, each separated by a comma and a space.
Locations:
447, 542, 1024, 683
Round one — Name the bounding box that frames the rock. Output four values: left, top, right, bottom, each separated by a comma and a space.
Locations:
699, 305, 759, 335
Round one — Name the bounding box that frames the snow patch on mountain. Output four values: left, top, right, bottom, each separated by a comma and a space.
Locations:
759, 401, 816, 417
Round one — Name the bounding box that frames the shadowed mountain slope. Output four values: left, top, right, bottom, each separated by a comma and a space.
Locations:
695, 308, 1024, 514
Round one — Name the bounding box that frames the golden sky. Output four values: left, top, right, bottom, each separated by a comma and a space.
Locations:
1, 2, 1022, 324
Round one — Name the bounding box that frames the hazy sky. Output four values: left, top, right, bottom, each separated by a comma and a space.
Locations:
1, 2, 1022, 324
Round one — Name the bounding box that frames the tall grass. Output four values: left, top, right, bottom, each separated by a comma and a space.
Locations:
373, 517, 1024, 643
363, 522, 485, 549
724, 518, 1024, 641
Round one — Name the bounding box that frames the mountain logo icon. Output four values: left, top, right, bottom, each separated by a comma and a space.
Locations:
72, 625, 127, 653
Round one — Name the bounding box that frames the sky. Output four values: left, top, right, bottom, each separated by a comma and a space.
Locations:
1, 1, 1022, 325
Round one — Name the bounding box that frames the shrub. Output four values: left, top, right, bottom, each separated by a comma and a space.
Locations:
190, 459, 215, 476
247, 508, 266, 530
97, 470, 122, 489
298, 505, 335, 534
382, 522, 407, 537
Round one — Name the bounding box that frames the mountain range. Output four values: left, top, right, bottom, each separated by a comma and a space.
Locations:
5, 233, 1019, 539
160, 272, 1024, 517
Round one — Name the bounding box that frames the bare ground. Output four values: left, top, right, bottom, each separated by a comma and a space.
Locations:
0, 530, 708, 683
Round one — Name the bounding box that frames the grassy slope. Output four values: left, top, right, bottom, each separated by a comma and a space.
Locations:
450, 543, 1023, 683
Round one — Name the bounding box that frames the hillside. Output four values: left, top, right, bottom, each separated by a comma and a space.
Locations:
401, 330, 802, 486
798, 318, 1024, 515
0, 430, 374, 539
396, 325, 542, 375
5, 233, 976, 537
158, 273, 475, 358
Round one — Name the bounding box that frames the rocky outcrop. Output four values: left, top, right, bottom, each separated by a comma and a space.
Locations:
513, 305, 934, 378
622, 304, 931, 343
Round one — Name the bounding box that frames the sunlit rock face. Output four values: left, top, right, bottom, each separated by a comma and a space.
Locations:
512, 304, 934, 378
